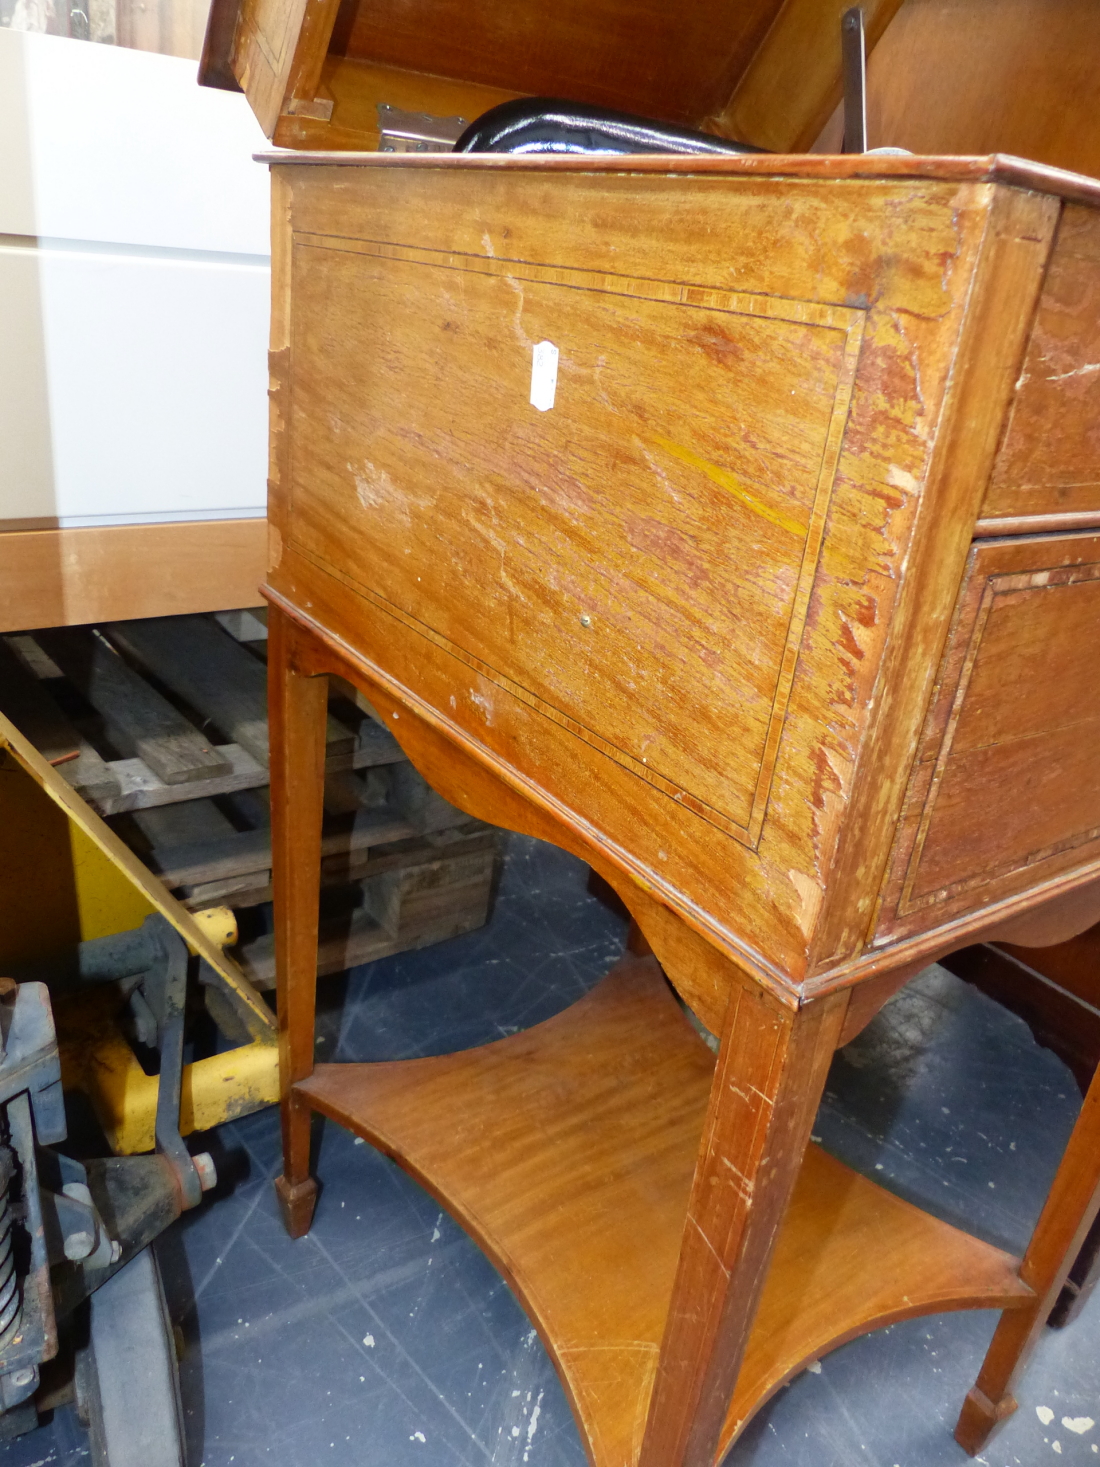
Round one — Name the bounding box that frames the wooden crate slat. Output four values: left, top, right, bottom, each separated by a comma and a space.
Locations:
4, 634, 63, 681
322, 768, 372, 816
0, 638, 82, 765
93, 742, 268, 814
0, 638, 122, 805
104, 614, 353, 765
5, 604, 497, 984
179, 825, 500, 912
184, 872, 273, 905
76, 737, 407, 817
130, 797, 240, 851
238, 867, 495, 986
152, 827, 276, 888
62, 740, 127, 808
151, 806, 423, 888
8, 609, 496, 977
34, 626, 232, 786
349, 715, 404, 762
213, 607, 268, 642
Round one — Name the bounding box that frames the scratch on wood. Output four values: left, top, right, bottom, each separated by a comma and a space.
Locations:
720, 1154, 758, 1205
688, 1215, 733, 1279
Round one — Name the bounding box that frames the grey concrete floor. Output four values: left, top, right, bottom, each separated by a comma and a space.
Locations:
5, 832, 1098, 1466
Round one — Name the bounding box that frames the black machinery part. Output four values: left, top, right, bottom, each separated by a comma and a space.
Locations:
454, 97, 769, 156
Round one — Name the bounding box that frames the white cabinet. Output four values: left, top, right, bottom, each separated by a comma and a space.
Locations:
0, 28, 270, 528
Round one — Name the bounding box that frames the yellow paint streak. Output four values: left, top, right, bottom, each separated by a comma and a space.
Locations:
653, 435, 805, 537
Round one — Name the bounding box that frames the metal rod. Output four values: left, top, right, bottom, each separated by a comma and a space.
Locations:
842, 7, 868, 154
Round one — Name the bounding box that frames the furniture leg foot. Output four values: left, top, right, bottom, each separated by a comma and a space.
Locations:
954, 1386, 1018, 1455
956, 1056, 1100, 1455
274, 1173, 318, 1238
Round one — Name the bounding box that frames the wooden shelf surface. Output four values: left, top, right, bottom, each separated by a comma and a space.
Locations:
297, 958, 1033, 1467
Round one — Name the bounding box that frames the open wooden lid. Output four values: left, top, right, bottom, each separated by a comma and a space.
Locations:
199, 0, 906, 156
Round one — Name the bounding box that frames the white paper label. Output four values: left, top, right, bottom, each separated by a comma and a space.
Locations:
530, 340, 559, 412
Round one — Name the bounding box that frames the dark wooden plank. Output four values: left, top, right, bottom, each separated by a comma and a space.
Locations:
941, 944, 1100, 1095
103, 615, 274, 765
152, 827, 281, 889
150, 806, 421, 888
213, 607, 268, 642
239, 868, 494, 983
0, 638, 82, 765
0, 639, 122, 805
104, 615, 354, 767
175, 823, 497, 911
321, 768, 369, 815
34, 626, 231, 787
131, 797, 240, 852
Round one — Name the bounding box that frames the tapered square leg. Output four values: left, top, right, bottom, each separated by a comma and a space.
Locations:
267, 604, 330, 1235
955, 1060, 1100, 1455
639, 940, 849, 1467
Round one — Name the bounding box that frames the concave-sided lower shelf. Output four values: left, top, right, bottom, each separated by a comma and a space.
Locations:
297, 956, 1033, 1467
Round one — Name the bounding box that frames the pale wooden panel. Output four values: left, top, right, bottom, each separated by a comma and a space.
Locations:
0, 519, 267, 633
814, 0, 1100, 175
879, 534, 1100, 936
287, 239, 860, 837
983, 206, 1100, 522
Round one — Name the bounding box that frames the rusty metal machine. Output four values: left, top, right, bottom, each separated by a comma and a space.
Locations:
0, 919, 219, 1461
0, 706, 279, 1460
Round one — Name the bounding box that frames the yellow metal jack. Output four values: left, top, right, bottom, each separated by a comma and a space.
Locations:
0, 712, 279, 1155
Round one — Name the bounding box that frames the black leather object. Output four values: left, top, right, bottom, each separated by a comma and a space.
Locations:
454, 97, 767, 156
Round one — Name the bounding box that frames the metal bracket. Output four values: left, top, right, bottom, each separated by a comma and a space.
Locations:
377, 103, 468, 153
0, 985, 65, 1147
45, 915, 214, 1211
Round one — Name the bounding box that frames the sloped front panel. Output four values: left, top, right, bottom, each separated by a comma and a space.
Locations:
287, 239, 861, 842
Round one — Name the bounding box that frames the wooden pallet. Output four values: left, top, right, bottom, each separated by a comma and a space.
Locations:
2, 608, 404, 814
1, 609, 500, 981
237, 827, 498, 987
